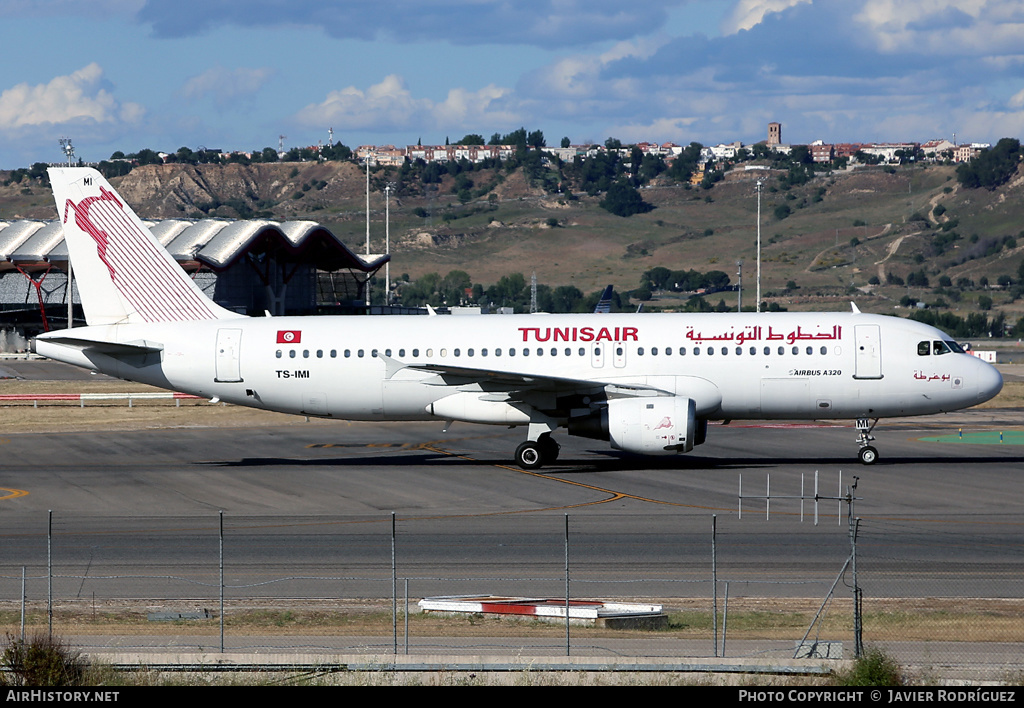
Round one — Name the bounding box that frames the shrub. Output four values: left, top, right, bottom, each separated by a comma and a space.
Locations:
833, 648, 905, 686
0, 633, 87, 686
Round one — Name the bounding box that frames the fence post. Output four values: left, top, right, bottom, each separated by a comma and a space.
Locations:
712, 514, 718, 657
219, 510, 224, 653
564, 513, 570, 657
392, 511, 397, 655
47, 510, 52, 639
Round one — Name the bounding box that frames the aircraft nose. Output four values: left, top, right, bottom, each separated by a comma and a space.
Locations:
976, 361, 1003, 404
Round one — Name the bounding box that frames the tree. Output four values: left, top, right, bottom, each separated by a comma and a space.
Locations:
457, 134, 485, 146
560, 136, 571, 149
599, 183, 653, 217
957, 138, 1021, 190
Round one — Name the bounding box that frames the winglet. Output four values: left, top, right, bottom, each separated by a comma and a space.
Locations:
850, 302, 861, 314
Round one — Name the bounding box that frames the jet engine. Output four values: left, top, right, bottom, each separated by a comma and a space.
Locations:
569, 396, 699, 455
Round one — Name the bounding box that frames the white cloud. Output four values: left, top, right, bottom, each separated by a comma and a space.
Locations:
294, 75, 519, 135
722, 0, 812, 34
0, 63, 143, 130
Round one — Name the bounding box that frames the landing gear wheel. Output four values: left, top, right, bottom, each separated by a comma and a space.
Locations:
515, 441, 544, 470
858, 445, 878, 465
537, 435, 560, 464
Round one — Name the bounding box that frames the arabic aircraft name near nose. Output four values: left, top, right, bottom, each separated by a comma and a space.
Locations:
35, 167, 1003, 469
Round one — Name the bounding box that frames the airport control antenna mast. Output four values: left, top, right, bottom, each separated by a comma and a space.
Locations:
59, 138, 76, 328
738, 471, 864, 658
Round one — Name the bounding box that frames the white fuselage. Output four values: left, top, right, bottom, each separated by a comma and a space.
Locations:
35, 310, 1003, 424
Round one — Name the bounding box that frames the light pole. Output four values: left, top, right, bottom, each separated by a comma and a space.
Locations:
384, 182, 395, 307
365, 156, 371, 308
736, 260, 743, 313
755, 179, 764, 313
59, 138, 75, 328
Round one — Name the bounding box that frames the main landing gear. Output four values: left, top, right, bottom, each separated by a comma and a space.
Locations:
855, 417, 879, 465
515, 433, 560, 470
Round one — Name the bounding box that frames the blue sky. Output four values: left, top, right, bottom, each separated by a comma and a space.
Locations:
1, 0, 1023, 168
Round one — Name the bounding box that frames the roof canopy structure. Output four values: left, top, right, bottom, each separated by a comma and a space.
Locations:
0, 218, 388, 275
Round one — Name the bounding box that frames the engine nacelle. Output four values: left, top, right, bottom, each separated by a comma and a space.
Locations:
607, 396, 697, 455
427, 392, 532, 425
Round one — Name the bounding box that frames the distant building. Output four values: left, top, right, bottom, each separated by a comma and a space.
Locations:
768, 122, 782, 146
920, 139, 956, 161
809, 141, 835, 163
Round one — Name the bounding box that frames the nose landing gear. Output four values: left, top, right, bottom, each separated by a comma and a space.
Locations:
856, 417, 879, 465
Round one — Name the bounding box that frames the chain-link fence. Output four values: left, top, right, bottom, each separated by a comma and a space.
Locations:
1, 510, 1021, 679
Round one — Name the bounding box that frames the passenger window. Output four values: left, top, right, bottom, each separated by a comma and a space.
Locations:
578, 348, 584, 356
551, 348, 557, 356
453, 348, 460, 357
564, 348, 570, 356
806, 346, 812, 355
468, 348, 474, 357
652, 347, 658, 355
764, 346, 770, 355
735, 347, 742, 355
693, 347, 700, 356
371, 349, 378, 357
666, 347, 672, 355
681, 347, 687, 356
276, 350, 282, 358
523, 348, 529, 356
707, 347, 714, 356
509, 348, 515, 357
749, 346, 756, 355
399, 349, 405, 357
536, 348, 543, 356
289, 350, 296, 358
820, 346, 827, 355
303, 350, 310, 358
316, 350, 323, 358
331, 350, 337, 358
778, 346, 784, 355
344, 349, 351, 358
918, 341, 930, 356
482, 348, 488, 356
385, 349, 392, 357
440, 348, 447, 357
638, 347, 645, 356
426, 348, 433, 357
496, 348, 502, 356
358, 350, 364, 358
721, 347, 727, 355
412, 349, 419, 357
616, 346, 623, 356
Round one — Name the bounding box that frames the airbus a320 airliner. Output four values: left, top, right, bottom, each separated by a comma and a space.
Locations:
34, 168, 1002, 468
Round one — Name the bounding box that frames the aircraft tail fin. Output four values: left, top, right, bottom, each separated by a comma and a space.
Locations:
48, 167, 237, 326
594, 284, 614, 313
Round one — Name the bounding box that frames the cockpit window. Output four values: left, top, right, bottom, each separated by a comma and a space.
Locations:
946, 340, 965, 353
918, 341, 930, 356
933, 340, 953, 355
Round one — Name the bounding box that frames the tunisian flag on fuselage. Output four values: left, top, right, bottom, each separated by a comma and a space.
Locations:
276, 330, 302, 344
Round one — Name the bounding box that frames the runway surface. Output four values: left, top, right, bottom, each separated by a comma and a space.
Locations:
1, 409, 1022, 601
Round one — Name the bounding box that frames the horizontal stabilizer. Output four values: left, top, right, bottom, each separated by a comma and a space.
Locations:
35, 333, 163, 356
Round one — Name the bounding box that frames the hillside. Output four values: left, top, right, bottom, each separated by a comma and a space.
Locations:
3, 160, 1024, 324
